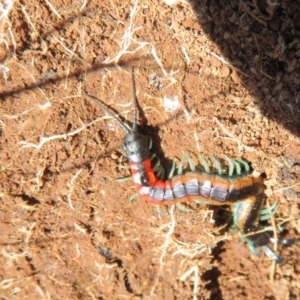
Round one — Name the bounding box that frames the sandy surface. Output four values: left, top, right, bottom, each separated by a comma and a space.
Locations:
0, 0, 300, 299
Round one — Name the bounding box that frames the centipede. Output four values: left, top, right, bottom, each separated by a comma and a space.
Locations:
83, 68, 299, 263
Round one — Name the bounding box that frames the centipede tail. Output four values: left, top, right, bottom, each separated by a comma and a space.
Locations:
233, 192, 299, 263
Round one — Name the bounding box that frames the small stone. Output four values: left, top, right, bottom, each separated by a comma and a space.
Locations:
287, 58, 297, 73
56, 144, 63, 151
212, 96, 219, 102
268, 17, 281, 31
262, 87, 270, 95
220, 66, 230, 77
295, 49, 300, 57
230, 71, 240, 84
0, 45, 7, 62
290, 203, 299, 218
282, 73, 290, 83
211, 55, 221, 67
223, 31, 230, 39
111, 152, 118, 160
274, 82, 283, 92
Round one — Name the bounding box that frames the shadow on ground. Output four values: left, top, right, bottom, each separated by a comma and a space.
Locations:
189, 0, 300, 137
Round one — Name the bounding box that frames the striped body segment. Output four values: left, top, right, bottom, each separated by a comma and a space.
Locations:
130, 158, 265, 205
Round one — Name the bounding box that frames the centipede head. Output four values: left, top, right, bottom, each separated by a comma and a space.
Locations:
123, 132, 150, 163
83, 68, 150, 163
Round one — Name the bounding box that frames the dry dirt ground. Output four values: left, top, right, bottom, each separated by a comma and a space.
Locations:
0, 0, 300, 299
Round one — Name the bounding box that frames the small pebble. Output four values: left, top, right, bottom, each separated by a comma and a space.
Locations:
111, 152, 118, 160
220, 66, 230, 77
211, 55, 221, 67
268, 17, 281, 31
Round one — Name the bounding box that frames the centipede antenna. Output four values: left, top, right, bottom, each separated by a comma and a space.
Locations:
210, 156, 223, 175
82, 90, 131, 134
131, 67, 138, 133
225, 156, 235, 177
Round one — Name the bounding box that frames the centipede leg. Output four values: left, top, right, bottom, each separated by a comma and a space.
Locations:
152, 159, 160, 171
210, 156, 223, 175
116, 163, 131, 181
237, 231, 262, 256
261, 236, 300, 263
199, 154, 211, 173
259, 201, 278, 221
261, 245, 284, 264
194, 199, 214, 205
259, 201, 278, 215
158, 168, 165, 180
128, 193, 139, 202
177, 154, 186, 175
185, 152, 196, 172
152, 159, 165, 179
176, 202, 194, 212
244, 234, 290, 263
115, 176, 132, 182
232, 202, 242, 225
224, 156, 234, 177
246, 240, 261, 256
168, 160, 176, 179
235, 158, 250, 173
155, 205, 166, 216
233, 159, 242, 175
270, 237, 300, 246
150, 152, 166, 179
117, 165, 131, 170
150, 153, 156, 161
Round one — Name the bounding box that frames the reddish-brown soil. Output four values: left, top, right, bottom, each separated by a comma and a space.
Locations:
0, 0, 300, 299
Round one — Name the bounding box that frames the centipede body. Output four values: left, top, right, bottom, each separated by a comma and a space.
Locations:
132, 163, 265, 206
